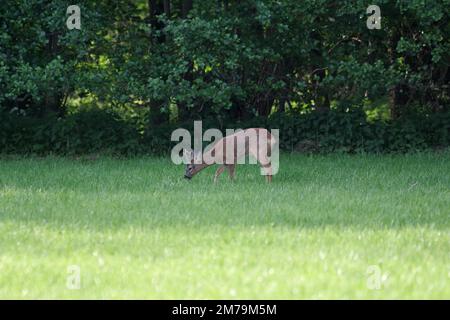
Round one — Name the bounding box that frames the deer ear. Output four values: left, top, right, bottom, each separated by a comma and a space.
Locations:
183, 149, 193, 163
193, 150, 202, 163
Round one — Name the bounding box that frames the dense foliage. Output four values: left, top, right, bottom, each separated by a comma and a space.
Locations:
0, 0, 449, 154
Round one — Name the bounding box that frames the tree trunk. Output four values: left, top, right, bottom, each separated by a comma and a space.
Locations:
163, 0, 171, 16
149, 0, 166, 42
389, 84, 409, 119
148, 0, 169, 125
182, 0, 193, 18
177, 0, 194, 121
43, 31, 63, 116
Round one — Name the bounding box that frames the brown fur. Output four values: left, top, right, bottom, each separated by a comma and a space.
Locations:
187, 128, 275, 183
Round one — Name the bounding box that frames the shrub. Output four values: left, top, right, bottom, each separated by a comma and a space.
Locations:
1, 108, 449, 156
0, 109, 141, 155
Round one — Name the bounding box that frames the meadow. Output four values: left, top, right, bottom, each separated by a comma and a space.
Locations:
0, 153, 449, 299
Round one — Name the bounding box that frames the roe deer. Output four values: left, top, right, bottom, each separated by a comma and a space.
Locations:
184, 128, 276, 183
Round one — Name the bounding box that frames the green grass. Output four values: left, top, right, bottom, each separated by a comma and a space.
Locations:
0, 153, 449, 299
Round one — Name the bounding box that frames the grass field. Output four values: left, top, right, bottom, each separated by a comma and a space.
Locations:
0, 153, 449, 299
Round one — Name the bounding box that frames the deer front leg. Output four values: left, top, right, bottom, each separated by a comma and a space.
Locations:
227, 164, 236, 181
214, 165, 226, 183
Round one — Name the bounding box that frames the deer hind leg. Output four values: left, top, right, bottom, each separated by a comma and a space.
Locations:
257, 152, 273, 183
261, 163, 273, 183
214, 165, 226, 183
227, 164, 236, 181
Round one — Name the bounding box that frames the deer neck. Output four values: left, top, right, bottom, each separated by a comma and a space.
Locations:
191, 161, 211, 177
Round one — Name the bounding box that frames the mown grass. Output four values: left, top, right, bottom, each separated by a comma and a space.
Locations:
0, 153, 449, 299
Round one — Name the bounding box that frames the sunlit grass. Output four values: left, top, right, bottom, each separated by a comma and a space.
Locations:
0, 153, 449, 299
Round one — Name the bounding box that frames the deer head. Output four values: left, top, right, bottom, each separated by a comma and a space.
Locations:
183, 149, 202, 180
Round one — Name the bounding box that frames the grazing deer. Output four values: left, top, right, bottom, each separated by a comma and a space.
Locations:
184, 128, 276, 183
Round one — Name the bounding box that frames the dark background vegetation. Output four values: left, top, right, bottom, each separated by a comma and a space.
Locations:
0, 0, 449, 155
